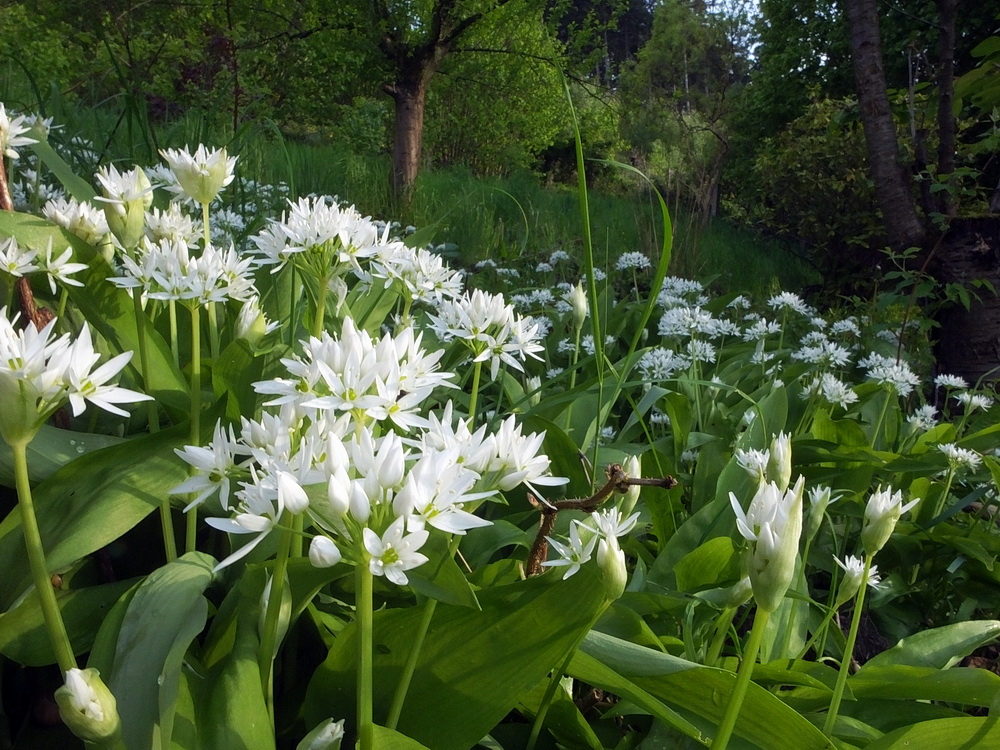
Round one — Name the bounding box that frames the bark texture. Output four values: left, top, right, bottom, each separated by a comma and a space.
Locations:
844, 0, 925, 250
933, 217, 1000, 383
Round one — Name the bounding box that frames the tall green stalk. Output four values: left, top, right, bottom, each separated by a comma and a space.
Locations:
714, 608, 770, 750
259, 519, 293, 720
186, 303, 202, 554
12, 440, 77, 673
356, 557, 375, 750
823, 555, 872, 737
467, 359, 483, 425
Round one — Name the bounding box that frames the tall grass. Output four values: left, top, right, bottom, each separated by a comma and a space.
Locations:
23, 91, 819, 296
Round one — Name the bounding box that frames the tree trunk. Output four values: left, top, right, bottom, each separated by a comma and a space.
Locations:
390, 75, 430, 200
934, 0, 957, 216
844, 0, 925, 250
932, 218, 1000, 383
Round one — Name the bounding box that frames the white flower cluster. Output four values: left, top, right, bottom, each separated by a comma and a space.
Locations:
0, 310, 151, 445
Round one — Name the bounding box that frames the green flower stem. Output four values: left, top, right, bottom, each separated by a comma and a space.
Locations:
168, 300, 180, 368
259, 517, 293, 718
56, 287, 69, 321
206, 302, 220, 362
386, 597, 437, 730
312, 272, 331, 339
356, 556, 375, 750
823, 555, 872, 737
713, 607, 770, 750
186, 304, 202, 555
289, 513, 304, 559
525, 647, 576, 750
871, 390, 894, 450
131, 291, 172, 560
467, 358, 483, 427
563, 326, 583, 432
201, 202, 211, 251
386, 535, 463, 729
12, 440, 77, 673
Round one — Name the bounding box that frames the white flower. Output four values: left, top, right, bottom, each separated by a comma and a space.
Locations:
935, 374, 968, 389
955, 392, 994, 412
159, 144, 237, 205
735, 448, 770, 484
907, 404, 938, 432
298, 718, 345, 750
0, 236, 39, 277
42, 197, 109, 245
729, 476, 805, 612
637, 347, 689, 381
865, 360, 921, 397
205, 467, 283, 570
541, 521, 598, 580
0, 103, 37, 159
767, 291, 810, 315
833, 555, 881, 607
938, 443, 982, 472
37, 238, 87, 294
861, 486, 919, 557
55, 668, 120, 743
171, 422, 246, 510
363, 516, 429, 586
615, 251, 651, 271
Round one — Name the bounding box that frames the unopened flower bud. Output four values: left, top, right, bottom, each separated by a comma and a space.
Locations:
596, 536, 628, 602
619, 454, 641, 516
308, 536, 342, 568
297, 718, 345, 750
160, 145, 236, 206
767, 432, 792, 492
55, 668, 121, 744
805, 485, 836, 544
277, 471, 310, 514
569, 282, 587, 333
96, 165, 152, 251
235, 296, 269, 344
526, 375, 541, 407
861, 486, 919, 557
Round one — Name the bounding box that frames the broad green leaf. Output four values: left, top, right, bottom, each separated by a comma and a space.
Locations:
108, 552, 214, 750
405, 534, 481, 610
864, 716, 1000, 749
861, 621, 1000, 670
370, 725, 434, 749
304, 564, 608, 750
212, 338, 265, 422
673, 537, 739, 593
522, 415, 589, 498
27, 132, 97, 201
572, 630, 834, 750
0, 424, 192, 610
199, 571, 275, 750
459, 520, 530, 570
0, 424, 124, 486
850, 665, 1000, 707
0, 578, 136, 665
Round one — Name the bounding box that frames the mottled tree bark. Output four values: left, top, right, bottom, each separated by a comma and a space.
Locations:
844, 0, 925, 250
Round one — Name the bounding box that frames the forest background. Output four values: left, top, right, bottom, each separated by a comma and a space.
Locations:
3, 0, 1000, 368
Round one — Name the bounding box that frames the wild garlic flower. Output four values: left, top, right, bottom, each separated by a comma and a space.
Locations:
767, 291, 810, 315
907, 404, 938, 432
94, 165, 153, 250
37, 239, 87, 294
363, 516, 429, 585
865, 358, 921, 397
861, 486, 919, 557
145, 203, 201, 248
637, 347, 689, 382
741, 318, 782, 342
791, 340, 852, 368
0, 310, 151, 445
938, 443, 982, 472
308, 536, 343, 568
427, 289, 544, 379
0, 236, 39, 277
803, 373, 858, 410
541, 521, 598, 580
805, 485, 838, 542
159, 145, 236, 205
735, 447, 770, 485
658, 306, 717, 339
955, 391, 994, 412
254, 317, 451, 429
42, 197, 109, 245
371, 243, 464, 305
615, 251, 651, 271
833, 555, 881, 607
251, 196, 382, 275
730, 476, 805, 612
0, 103, 37, 160
299, 718, 345, 750
935, 374, 968, 390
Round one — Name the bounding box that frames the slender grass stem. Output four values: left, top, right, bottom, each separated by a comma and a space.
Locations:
714, 607, 770, 750
12, 440, 77, 673
259, 517, 293, 720
705, 606, 738, 667
356, 557, 375, 750
823, 555, 872, 737
386, 597, 437, 730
